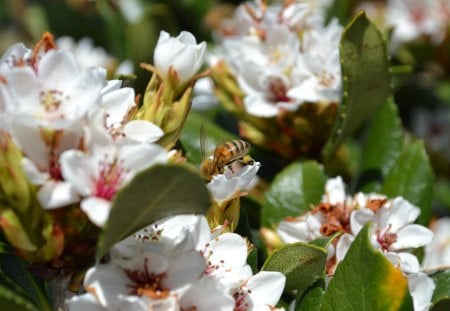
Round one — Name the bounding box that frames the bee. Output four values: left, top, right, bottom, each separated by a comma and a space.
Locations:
200, 126, 254, 182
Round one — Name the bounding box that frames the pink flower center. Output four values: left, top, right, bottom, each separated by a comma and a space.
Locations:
376, 225, 398, 251
93, 156, 126, 200
265, 76, 290, 103
233, 289, 250, 311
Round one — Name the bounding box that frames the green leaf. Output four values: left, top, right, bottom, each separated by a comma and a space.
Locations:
321, 224, 412, 311
357, 97, 404, 192
0, 284, 36, 311
262, 243, 327, 292
261, 161, 326, 227
0, 254, 51, 311
325, 0, 353, 25
180, 111, 236, 165
432, 270, 450, 306
96, 165, 211, 260
309, 232, 341, 249
323, 12, 391, 159
295, 280, 325, 311
381, 141, 434, 225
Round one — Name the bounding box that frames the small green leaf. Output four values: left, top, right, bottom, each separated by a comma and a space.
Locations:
180, 111, 236, 165
323, 12, 391, 159
381, 141, 434, 225
0, 280, 37, 311
261, 161, 326, 227
295, 280, 325, 311
432, 270, 450, 306
321, 224, 412, 311
96, 165, 211, 260
357, 97, 404, 192
309, 232, 341, 249
262, 243, 327, 292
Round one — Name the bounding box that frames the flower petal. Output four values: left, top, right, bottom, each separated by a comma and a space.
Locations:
407, 272, 436, 311
80, 197, 112, 227
38, 180, 79, 209
246, 271, 286, 307
391, 224, 434, 250
122, 120, 164, 143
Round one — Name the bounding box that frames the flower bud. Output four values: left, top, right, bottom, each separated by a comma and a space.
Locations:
154, 30, 207, 85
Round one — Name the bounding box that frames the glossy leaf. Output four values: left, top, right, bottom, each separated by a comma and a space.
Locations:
358, 97, 404, 192
432, 270, 450, 306
309, 232, 341, 249
96, 165, 211, 260
381, 141, 434, 225
261, 161, 326, 227
0, 284, 36, 311
323, 12, 391, 159
262, 242, 327, 292
321, 224, 412, 311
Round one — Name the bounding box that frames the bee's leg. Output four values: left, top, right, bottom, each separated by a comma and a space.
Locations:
238, 155, 255, 165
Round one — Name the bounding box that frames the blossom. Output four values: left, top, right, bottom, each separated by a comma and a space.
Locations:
66, 215, 286, 310
154, 30, 207, 85
60, 126, 168, 226
422, 217, 450, 271
207, 161, 261, 204
386, 0, 448, 50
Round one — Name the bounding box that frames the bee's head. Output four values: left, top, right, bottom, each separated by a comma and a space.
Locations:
200, 159, 224, 182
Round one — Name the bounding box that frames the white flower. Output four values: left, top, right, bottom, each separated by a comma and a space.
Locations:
207, 161, 261, 203
386, 0, 448, 50
60, 126, 168, 226
288, 19, 342, 104
422, 217, 450, 271
154, 31, 207, 84
67, 215, 285, 310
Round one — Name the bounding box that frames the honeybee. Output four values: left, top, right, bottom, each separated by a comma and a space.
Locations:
200, 126, 254, 182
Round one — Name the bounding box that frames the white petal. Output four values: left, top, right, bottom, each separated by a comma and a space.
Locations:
385, 252, 420, 274
391, 224, 434, 250
377, 197, 420, 233
83, 264, 129, 307
243, 94, 279, 118
60, 150, 95, 196
122, 120, 164, 143
181, 277, 235, 311
164, 250, 206, 289
247, 271, 286, 307
119, 143, 168, 180
38, 181, 79, 209
350, 209, 374, 235
235, 162, 261, 189
335, 233, 355, 262
102, 87, 135, 128
206, 233, 248, 269
38, 50, 79, 89
65, 293, 104, 311
324, 176, 346, 204
407, 273, 436, 311
207, 174, 239, 202
277, 219, 311, 243
81, 197, 112, 227
21, 157, 49, 185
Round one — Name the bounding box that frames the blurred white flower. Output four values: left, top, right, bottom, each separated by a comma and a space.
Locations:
192, 77, 219, 110
386, 0, 448, 50
423, 217, 450, 271
60, 126, 168, 226
154, 31, 207, 85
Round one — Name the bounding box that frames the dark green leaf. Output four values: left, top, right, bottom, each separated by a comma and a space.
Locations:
0, 254, 50, 310
0, 284, 36, 311
321, 224, 412, 311
96, 165, 211, 260
323, 12, 391, 159
261, 161, 326, 227
247, 247, 258, 275
180, 111, 236, 165
295, 280, 325, 311
357, 97, 404, 192
381, 141, 434, 225
262, 243, 327, 292
432, 270, 450, 306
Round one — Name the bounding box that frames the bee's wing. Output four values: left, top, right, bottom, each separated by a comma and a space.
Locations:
200, 124, 208, 161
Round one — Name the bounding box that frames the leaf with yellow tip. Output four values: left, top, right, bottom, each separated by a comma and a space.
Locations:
321, 224, 413, 311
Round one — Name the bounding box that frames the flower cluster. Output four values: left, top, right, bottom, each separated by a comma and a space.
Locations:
66, 215, 286, 310
276, 177, 436, 311
0, 33, 168, 228
216, 0, 342, 118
